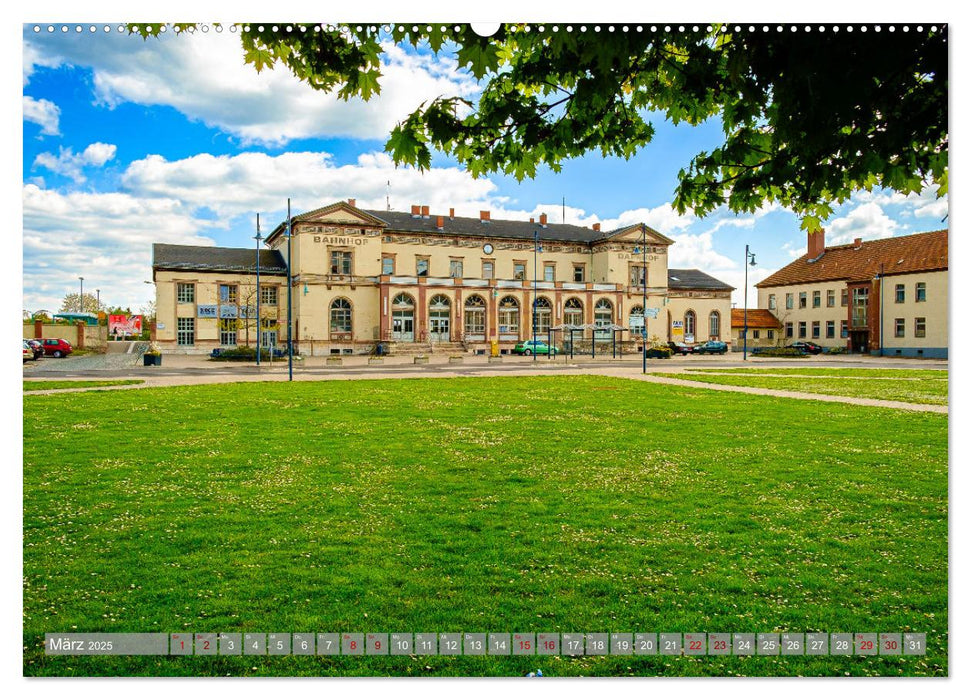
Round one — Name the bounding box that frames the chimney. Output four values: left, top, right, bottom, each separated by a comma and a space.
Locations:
854, 237, 863, 248
539, 213, 548, 227
807, 228, 825, 259
421, 205, 430, 218
592, 223, 601, 232
347, 198, 356, 208
529, 217, 535, 223
411, 205, 421, 217
480, 210, 491, 223
436, 215, 444, 230
449, 208, 455, 219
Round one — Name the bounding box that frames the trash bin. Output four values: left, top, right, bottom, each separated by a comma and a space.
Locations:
375, 342, 387, 356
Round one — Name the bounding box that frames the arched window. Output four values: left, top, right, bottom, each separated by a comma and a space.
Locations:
594, 298, 613, 327
533, 296, 552, 334
684, 310, 696, 339
391, 293, 415, 341
330, 298, 352, 336
428, 294, 451, 342
564, 298, 583, 327
629, 305, 645, 335
498, 296, 520, 340
709, 310, 721, 340
464, 295, 486, 340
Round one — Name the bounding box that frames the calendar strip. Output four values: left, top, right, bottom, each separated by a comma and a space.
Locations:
44, 632, 926, 657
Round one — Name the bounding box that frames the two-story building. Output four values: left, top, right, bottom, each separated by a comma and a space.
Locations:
755, 228, 948, 358
152, 199, 735, 355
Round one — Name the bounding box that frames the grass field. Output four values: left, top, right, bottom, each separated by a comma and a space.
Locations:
23, 376, 948, 677
653, 368, 948, 406
23, 379, 144, 392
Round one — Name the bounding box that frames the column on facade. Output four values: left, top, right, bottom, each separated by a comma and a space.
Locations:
379, 281, 390, 340
454, 288, 463, 342
417, 278, 427, 343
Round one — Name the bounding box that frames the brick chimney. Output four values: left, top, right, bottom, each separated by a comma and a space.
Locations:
480, 210, 491, 222
592, 222, 601, 232
449, 207, 455, 219
854, 237, 863, 248
539, 213, 548, 227
421, 205, 430, 218
411, 205, 421, 217
807, 228, 825, 259
347, 198, 356, 208
529, 217, 535, 223
436, 215, 444, 230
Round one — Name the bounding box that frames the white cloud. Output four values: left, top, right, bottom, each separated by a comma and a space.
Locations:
22, 184, 212, 312
120, 150, 500, 222
826, 202, 901, 245
33, 142, 117, 183
23, 96, 61, 135
24, 31, 480, 145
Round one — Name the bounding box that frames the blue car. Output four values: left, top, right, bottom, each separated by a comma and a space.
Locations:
693, 341, 728, 355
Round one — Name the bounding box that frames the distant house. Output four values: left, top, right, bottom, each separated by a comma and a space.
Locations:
756, 229, 947, 358
731, 308, 782, 350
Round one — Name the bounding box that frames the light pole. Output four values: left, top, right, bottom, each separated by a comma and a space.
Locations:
634, 225, 648, 374
532, 229, 540, 362
286, 199, 294, 382
78, 277, 84, 312
254, 213, 263, 367
96, 289, 100, 310
743, 245, 757, 361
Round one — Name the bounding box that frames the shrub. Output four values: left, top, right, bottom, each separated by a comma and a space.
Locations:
752, 347, 810, 357
826, 346, 847, 355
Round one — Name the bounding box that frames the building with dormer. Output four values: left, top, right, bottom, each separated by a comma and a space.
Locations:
152, 199, 734, 355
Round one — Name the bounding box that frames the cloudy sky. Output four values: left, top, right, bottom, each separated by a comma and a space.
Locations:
21, 21, 949, 316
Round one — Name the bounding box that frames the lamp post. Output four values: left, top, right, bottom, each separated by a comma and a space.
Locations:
743, 245, 757, 361
532, 229, 539, 362
96, 289, 100, 310
78, 277, 84, 312
286, 199, 293, 382
634, 225, 648, 374
254, 213, 263, 367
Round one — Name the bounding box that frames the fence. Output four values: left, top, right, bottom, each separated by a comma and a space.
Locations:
23, 321, 108, 350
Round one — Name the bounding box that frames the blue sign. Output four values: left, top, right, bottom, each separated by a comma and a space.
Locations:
219, 304, 238, 319
197, 305, 217, 318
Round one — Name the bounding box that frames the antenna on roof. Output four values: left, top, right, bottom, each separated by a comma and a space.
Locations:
386, 180, 391, 212
562, 196, 565, 224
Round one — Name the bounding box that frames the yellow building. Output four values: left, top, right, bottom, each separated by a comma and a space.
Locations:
755, 229, 948, 358
152, 200, 734, 355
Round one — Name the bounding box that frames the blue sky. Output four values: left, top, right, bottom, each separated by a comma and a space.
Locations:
21, 22, 949, 315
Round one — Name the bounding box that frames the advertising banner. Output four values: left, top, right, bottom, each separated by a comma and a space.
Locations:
108, 315, 143, 336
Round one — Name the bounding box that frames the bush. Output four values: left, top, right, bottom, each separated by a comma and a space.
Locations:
826, 346, 847, 355
210, 346, 281, 361
752, 347, 810, 357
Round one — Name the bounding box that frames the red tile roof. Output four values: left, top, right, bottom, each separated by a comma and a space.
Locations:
756, 230, 948, 288
731, 308, 782, 329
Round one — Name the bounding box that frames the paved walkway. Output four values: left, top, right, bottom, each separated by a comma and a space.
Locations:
23, 356, 948, 413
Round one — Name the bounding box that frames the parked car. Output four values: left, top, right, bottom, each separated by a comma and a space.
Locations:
693, 340, 729, 355
36, 338, 73, 358
668, 341, 694, 356
512, 339, 558, 356
23, 341, 33, 363
24, 338, 43, 360
787, 341, 824, 355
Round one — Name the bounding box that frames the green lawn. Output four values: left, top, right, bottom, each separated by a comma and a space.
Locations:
23, 376, 948, 677
24, 379, 144, 392
654, 369, 948, 406
692, 368, 947, 379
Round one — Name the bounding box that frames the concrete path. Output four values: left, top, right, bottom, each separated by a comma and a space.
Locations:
23, 357, 948, 413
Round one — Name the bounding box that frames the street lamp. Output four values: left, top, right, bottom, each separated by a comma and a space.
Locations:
633, 225, 648, 374
532, 229, 540, 362
743, 245, 757, 361
254, 214, 263, 367
78, 277, 84, 312
286, 199, 294, 382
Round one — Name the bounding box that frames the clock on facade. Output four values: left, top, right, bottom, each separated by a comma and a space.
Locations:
483, 243, 494, 255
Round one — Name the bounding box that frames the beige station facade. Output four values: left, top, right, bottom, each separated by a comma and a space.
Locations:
152, 200, 734, 355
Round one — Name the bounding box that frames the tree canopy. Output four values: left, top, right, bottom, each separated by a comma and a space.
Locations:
133, 23, 948, 231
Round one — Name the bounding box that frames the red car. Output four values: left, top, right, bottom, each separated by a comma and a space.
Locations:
35, 338, 73, 357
